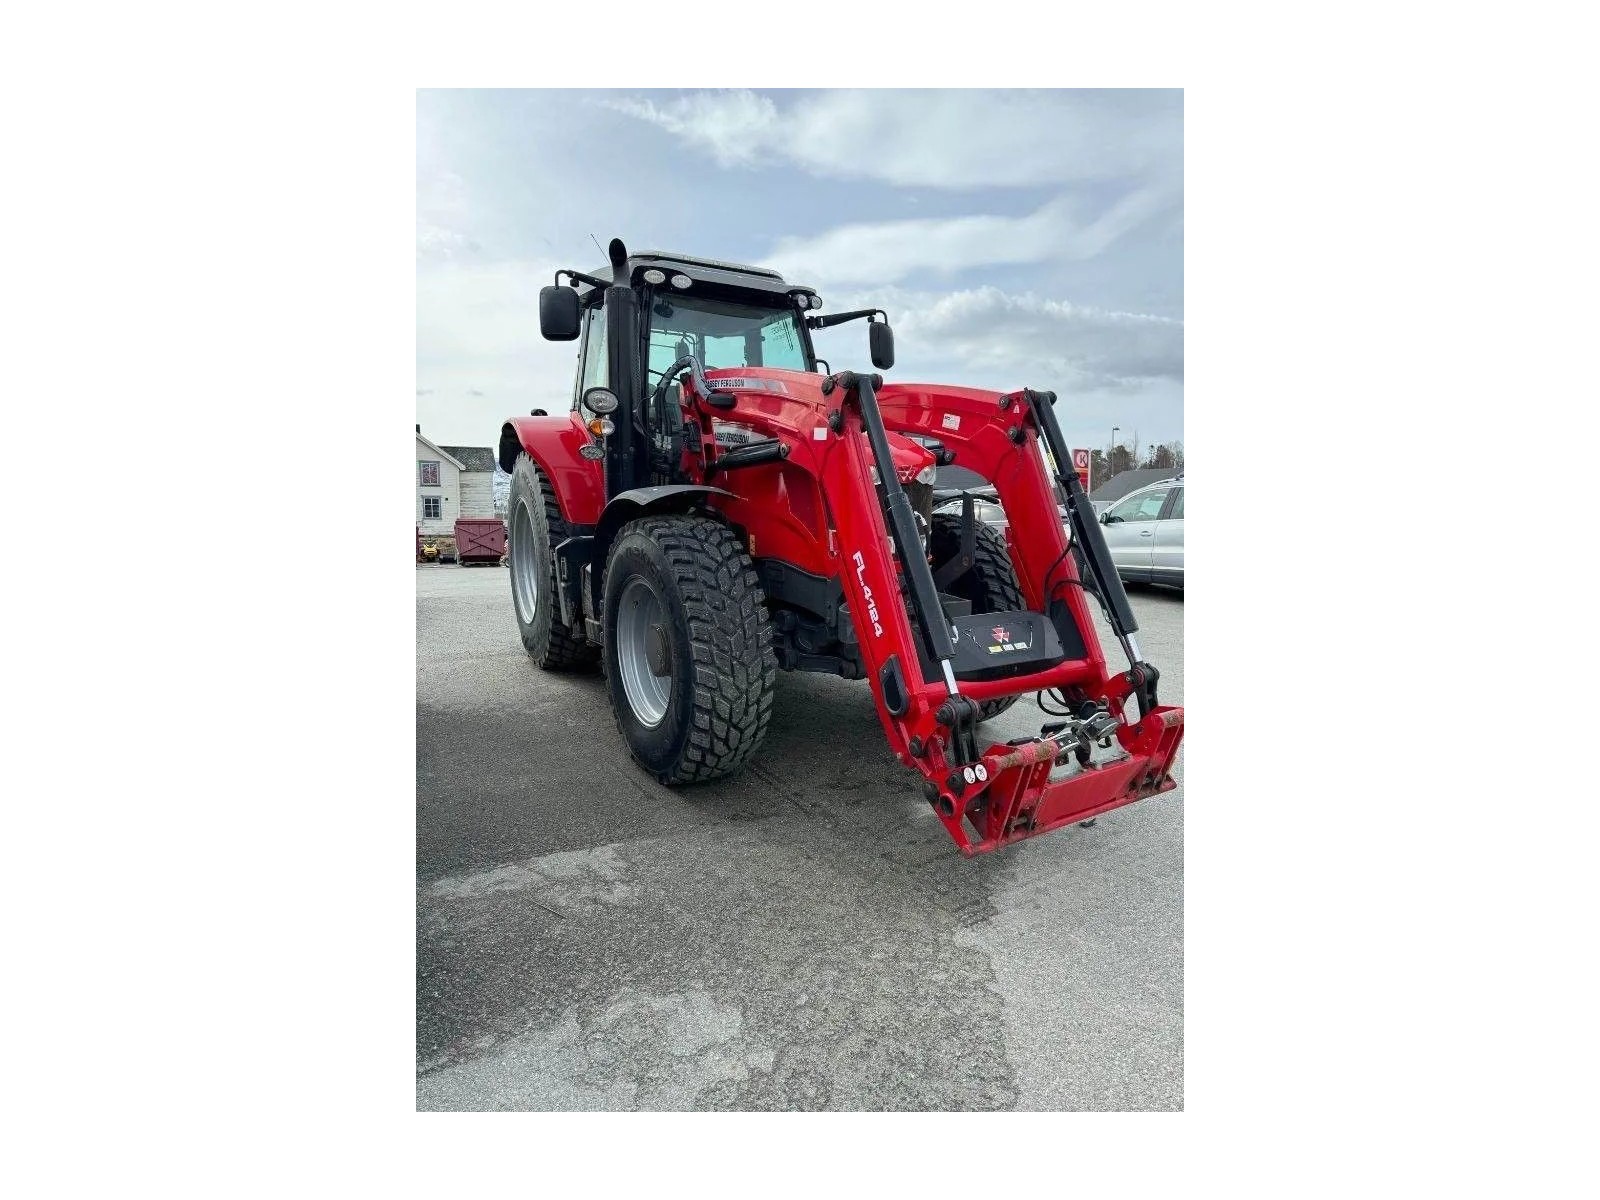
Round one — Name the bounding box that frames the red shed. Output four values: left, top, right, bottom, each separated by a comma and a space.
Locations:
454, 517, 507, 566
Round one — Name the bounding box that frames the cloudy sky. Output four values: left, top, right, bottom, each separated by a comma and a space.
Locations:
417, 89, 1182, 453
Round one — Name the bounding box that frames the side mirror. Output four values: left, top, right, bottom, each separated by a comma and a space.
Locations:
869, 321, 895, 371
1101, 512, 1119, 525
582, 386, 619, 415
539, 285, 581, 341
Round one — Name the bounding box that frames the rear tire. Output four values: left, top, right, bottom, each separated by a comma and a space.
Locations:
508, 453, 599, 672
602, 515, 776, 784
929, 512, 1026, 722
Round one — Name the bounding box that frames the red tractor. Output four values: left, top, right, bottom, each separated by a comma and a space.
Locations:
499, 240, 1182, 855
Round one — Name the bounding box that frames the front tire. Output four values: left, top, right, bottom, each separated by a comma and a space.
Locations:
508, 453, 599, 672
602, 515, 776, 784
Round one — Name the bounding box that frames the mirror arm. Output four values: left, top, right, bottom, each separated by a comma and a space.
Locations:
554, 268, 611, 291
806, 308, 887, 330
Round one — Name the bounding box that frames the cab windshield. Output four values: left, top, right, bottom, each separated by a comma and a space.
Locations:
646, 293, 809, 385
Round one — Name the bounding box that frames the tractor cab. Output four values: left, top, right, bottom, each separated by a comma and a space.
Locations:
537, 241, 894, 498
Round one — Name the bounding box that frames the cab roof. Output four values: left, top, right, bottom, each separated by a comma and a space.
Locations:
579, 248, 820, 307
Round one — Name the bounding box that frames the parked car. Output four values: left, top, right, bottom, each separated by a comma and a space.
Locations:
931, 474, 1182, 590
932, 493, 1067, 538
1097, 476, 1183, 589
933, 494, 1007, 527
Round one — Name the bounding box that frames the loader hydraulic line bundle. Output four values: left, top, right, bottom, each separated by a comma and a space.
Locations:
498, 238, 1182, 855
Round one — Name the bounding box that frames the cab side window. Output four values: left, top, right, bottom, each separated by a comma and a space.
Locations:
571, 304, 606, 411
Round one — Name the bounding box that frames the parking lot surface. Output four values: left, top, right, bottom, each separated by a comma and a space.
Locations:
417, 563, 1183, 1110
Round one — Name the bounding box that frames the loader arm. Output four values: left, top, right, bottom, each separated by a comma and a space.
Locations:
819, 373, 1183, 854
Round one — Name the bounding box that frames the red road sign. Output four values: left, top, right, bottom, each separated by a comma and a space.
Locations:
1072, 448, 1092, 492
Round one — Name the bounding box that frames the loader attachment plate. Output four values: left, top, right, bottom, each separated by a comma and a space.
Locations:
941, 706, 1185, 856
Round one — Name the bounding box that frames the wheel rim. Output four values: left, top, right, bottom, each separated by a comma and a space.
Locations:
510, 496, 539, 625
617, 576, 672, 728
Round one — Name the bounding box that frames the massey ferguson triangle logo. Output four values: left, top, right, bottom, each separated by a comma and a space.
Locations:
987, 625, 1027, 654
852, 551, 885, 637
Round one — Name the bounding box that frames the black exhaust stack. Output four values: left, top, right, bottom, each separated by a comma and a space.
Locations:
604, 238, 644, 496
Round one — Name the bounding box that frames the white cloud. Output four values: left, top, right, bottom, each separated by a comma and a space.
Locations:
860, 285, 1184, 442
416, 158, 481, 262
416, 266, 1181, 447
607, 90, 779, 168
416, 90, 1183, 450
608, 89, 1180, 189
900, 286, 1182, 384
416, 258, 576, 445
814, 284, 1182, 396
761, 190, 1170, 285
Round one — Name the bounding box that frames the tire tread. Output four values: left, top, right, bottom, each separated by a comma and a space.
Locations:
511, 454, 598, 672
606, 515, 776, 783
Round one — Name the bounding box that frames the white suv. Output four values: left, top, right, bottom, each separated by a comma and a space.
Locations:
1098, 476, 1184, 589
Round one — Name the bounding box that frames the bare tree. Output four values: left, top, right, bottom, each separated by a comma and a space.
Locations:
1090, 448, 1110, 489
1092, 438, 1183, 495
1141, 443, 1177, 471
1097, 444, 1138, 489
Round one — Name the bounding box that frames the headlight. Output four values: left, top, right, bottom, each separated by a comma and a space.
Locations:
915, 464, 937, 485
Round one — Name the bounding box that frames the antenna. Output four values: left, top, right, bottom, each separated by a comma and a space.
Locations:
588, 232, 604, 257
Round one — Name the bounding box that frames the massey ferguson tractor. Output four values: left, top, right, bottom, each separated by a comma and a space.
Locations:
499, 239, 1182, 855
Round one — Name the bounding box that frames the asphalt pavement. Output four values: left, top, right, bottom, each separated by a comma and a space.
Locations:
416, 562, 1183, 1110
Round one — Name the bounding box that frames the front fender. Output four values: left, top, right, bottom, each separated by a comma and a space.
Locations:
589, 484, 738, 609
499, 414, 605, 526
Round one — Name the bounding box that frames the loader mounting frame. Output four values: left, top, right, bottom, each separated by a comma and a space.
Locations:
815, 371, 1182, 855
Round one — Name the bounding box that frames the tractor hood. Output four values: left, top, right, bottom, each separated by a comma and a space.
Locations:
882, 428, 938, 483
700, 366, 937, 483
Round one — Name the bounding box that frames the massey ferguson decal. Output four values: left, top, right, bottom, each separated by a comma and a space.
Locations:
705, 376, 790, 395
987, 624, 1031, 654
713, 423, 791, 452
712, 421, 755, 447
852, 550, 885, 637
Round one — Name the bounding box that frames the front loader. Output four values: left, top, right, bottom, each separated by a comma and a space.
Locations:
498, 239, 1182, 855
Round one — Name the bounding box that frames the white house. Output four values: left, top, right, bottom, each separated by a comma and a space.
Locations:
417, 427, 497, 537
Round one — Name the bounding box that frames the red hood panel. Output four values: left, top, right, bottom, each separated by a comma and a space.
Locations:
701, 367, 936, 481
